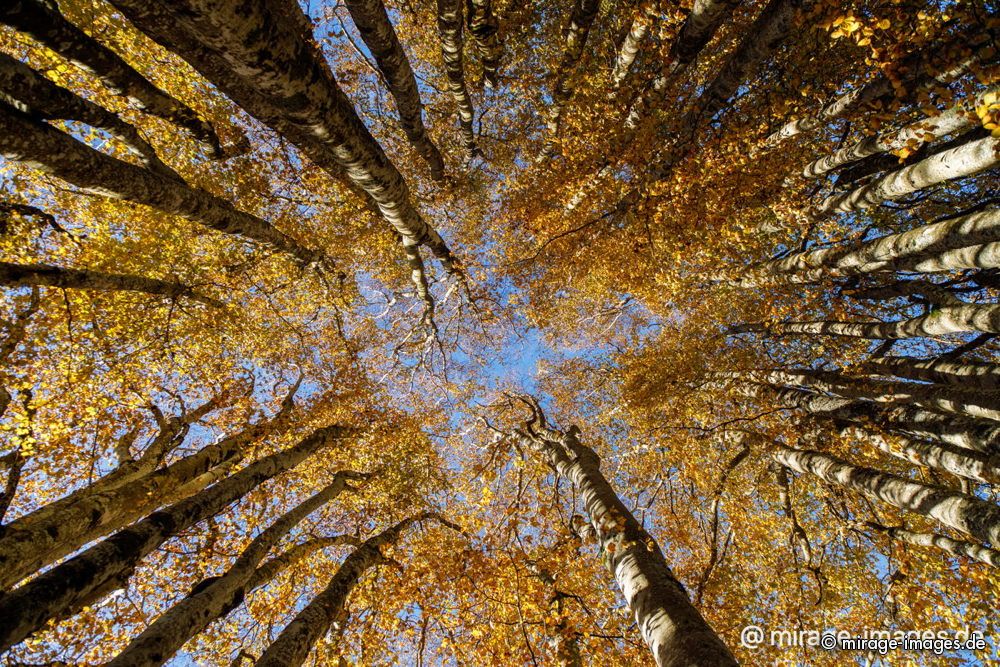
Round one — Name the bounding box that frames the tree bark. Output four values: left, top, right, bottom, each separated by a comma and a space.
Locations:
864, 356, 1000, 391
0, 52, 179, 179
514, 401, 737, 667
467, 0, 503, 88
815, 136, 1000, 215
437, 0, 478, 161
0, 0, 224, 158
344, 0, 445, 180
866, 521, 999, 568
0, 102, 321, 266
0, 261, 221, 307
254, 513, 446, 667
773, 443, 1000, 546
106, 472, 366, 666
538, 0, 601, 159
0, 425, 352, 651
610, 2, 653, 89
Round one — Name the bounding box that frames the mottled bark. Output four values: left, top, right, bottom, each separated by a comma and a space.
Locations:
649, 0, 801, 179
0, 261, 220, 307
255, 513, 447, 667
803, 89, 991, 178
345, 0, 445, 179
740, 208, 1000, 286
864, 356, 1000, 391
772, 464, 824, 603
866, 521, 999, 568
467, 0, 503, 87
0, 425, 351, 651
246, 536, 362, 591
815, 136, 1000, 215
0, 287, 39, 421
0, 102, 320, 265
0, 395, 298, 591
732, 304, 1000, 339
437, 0, 478, 160
0, 0, 223, 158
514, 401, 736, 667
108, 0, 459, 305
844, 279, 964, 307
107, 472, 366, 666
0, 52, 178, 179
610, 2, 653, 89
773, 444, 1000, 546
625, 0, 740, 129
538, 0, 601, 159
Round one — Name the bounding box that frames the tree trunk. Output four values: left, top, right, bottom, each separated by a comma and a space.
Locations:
0, 0, 223, 158
0, 425, 351, 651
467, 0, 503, 88
436, 0, 478, 161
773, 443, 1000, 546
815, 136, 1000, 215
0, 261, 221, 307
515, 402, 737, 667
0, 52, 179, 179
0, 102, 320, 266
538, 0, 601, 159
106, 472, 366, 666
344, 0, 445, 180
866, 521, 1000, 568
610, 2, 653, 89
864, 356, 1000, 391
254, 513, 444, 667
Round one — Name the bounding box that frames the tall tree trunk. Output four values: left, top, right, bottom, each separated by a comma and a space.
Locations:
106, 471, 366, 666
773, 443, 1000, 546
344, 0, 445, 180
803, 88, 993, 178
538, 0, 601, 160
0, 52, 179, 179
436, 0, 478, 161
815, 136, 1000, 215
610, 2, 653, 89
0, 425, 352, 651
740, 207, 1000, 286
514, 399, 737, 667
864, 356, 1000, 391
0, 262, 221, 307
0, 400, 296, 591
0, 102, 321, 266
0, 0, 224, 158
732, 304, 1000, 339
865, 521, 1000, 568
254, 513, 450, 667
467, 0, 503, 88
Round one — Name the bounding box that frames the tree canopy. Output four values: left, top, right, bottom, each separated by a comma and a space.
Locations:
0, 0, 997, 664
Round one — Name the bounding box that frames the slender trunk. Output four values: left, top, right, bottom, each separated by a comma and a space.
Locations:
733, 304, 1000, 339
0, 102, 320, 266
815, 136, 1000, 215
0, 52, 179, 179
538, 0, 601, 159
741, 207, 1000, 285
610, 2, 653, 89
866, 521, 999, 568
107, 472, 366, 666
803, 89, 992, 178
0, 0, 223, 158
436, 0, 478, 161
864, 356, 1000, 391
0, 404, 293, 591
0, 262, 221, 307
0, 425, 352, 651
344, 0, 445, 180
515, 403, 736, 667
246, 536, 362, 591
467, 0, 503, 88
845, 279, 964, 307
773, 443, 1000, 546
254, 513, 445, 667
0, 287, 39, 421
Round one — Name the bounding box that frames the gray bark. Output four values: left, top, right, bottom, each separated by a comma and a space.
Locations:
467, 0, 503, 87
0, 261, 221, 307
864, 356, 1000, 391
106, 472, 366, 666
345, 0, 445, 180
0, 102, 321, 265
0, 425, 352, 651
436, 0, 478, 161
0, 0, 224, 158
610, 2, 652, 89
774, 443, 1000, 546
515, 401, 736, 667
866, 521, 1000, 568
